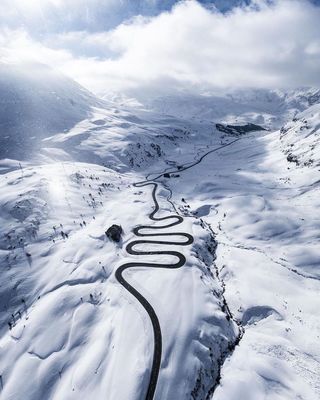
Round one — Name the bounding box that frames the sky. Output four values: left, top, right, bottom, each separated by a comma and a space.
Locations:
1, 0, 320, 96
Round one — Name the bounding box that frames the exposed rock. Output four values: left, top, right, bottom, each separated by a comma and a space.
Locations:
105, 224, 123, 242
216, 123, 266, 135
287, 153, 299, 165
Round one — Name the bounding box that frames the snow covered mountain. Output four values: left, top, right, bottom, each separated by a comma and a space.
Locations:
280, 102, 320, 168
0, 62, 104, 161
141, 88, 320, 128
0, 64, 319, 400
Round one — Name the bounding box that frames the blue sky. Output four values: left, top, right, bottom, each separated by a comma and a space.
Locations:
4, 0, 319, 37
0, 1, 252, 36
1, 1, 320, 94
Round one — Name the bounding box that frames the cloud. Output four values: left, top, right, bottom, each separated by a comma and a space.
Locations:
0, 1, 255, 37
1, 0, 320, 96
0, 0, 182, 35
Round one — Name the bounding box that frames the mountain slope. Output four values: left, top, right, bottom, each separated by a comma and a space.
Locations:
280, 103, 320, 168
0, 65, 319, 400
0, 62, 104, 161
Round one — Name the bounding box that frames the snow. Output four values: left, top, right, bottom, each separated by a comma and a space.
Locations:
280, 103, 320, 168
0, 162, 239, 399
159, 129, 320, 399
0, 63, 319, 399
0, 62, 104, 161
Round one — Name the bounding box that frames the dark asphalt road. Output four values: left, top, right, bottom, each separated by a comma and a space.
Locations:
115, 182, 193, 400
114, 139, 240, 399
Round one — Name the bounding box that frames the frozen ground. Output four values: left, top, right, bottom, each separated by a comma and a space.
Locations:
161, 129, 320, 400
0, 63, 319, 399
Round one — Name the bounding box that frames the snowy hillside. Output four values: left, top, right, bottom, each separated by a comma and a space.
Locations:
0, 62, 104, 162
141, 88, 320, 129
0, 65, 319, 400
280, 103, 320, 168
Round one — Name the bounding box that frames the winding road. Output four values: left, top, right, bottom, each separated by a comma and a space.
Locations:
114, 138, 240, 399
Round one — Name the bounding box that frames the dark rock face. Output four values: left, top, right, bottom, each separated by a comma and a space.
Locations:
308, 91, 320, 106
164, 173, 170, 178
216, 123, 266, 135
105, 224, 123, 242
286, 153, 299, 165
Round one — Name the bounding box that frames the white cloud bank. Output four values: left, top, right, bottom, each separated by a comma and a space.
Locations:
1, 0, 320, 95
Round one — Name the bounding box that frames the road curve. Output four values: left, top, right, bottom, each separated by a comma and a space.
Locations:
114, 139, 240, 399
115, 181, 193, 400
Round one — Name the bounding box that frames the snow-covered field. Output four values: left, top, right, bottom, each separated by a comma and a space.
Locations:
162, 130, 320, 400
0, 63, 319, 399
